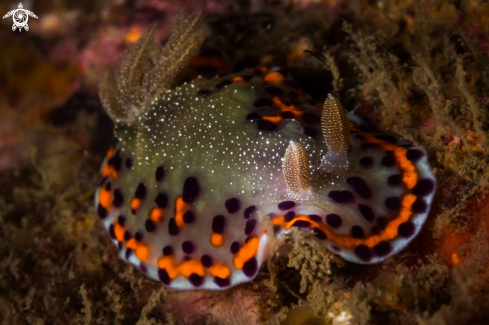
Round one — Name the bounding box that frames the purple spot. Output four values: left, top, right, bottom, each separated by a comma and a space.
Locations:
302, 112, 321, 126
351, 226, 365, 238
117, 215, 126, 226
214, 276, 230, 287
358, 204, 374, 221
97, 204, 108, 219
284, 211, 296, 222
309, 215, 322, 222
257, 120, 278, 131
280, 111, 294, 119
412, 198, 427, 213
163, 246, 173, 256
215, 79, 231, 89
292, 220, 311, 228
168, 218, 180, 236
125, 158, 133, 169
375, 134, 397, 143
113, 189, 124, 207
135, 232, 143, 241
182, 241, 195, 254
244, 206, 256, 219
382, 155, 396, 167
398, 221, 415, 237
273, 225, 281, 234
212, 215, 225, 233
254, 98, 273, 108
328, 190, 355, 204
108, 224, 116, 239
285, 80, 298, 88
303, 126, 317, 137
326, 214, 342, 228
376, 217, 387, 228
288, 90, 299, 98
109, 151, 122, 171
183, 210, 195, 223
135, 183, 147, 199
125, 248, 133, 259
158, 268, 171, 285
360, 143, 379, 149
385, 197, 400, 210
359, 156, 373, 167
246, 112, 260, 120
313, 227, 327, 240
278, 201, 295, 210
154, 193, 168, 208
265, 86, 284, 96
387, 174, 401, 185
105, 182, 111, 191
230, 241, 240, 254
145, 219, 156, 232
123, 231, 131, 241
412, 179, 435, 196
201, 254, 213, 267
354, 245, 372, 262
197, 89, 212, 97
331, 245, 341, 252
373, 241, 392, 257
99, 176, 107, 186
245, 219, 257, 235
242, 257, 258, 277
225, 198, 241, 214
155, 166, 165, 182
406, 149, 423, 162
346, 177, 372, 199
139, 263, 147, 273
182, 177, 200, 203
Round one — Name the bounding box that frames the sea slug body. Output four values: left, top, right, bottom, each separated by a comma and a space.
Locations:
96, 10, 436, 290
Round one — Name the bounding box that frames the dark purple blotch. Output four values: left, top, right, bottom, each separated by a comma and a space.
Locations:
326, 214, 342, 228
212, 215, 225, 233
225, 198, 241, 214
346, 177, 372, 199
278, 201, 295, 211
182, 177, 200, 203
328, 190, 355, 204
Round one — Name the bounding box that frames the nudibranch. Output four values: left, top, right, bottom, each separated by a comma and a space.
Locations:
96, 10, 436, 290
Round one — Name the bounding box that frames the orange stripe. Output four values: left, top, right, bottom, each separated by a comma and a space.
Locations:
348, 122, 418, 188
232, 76, 245, 83
126, 238, 137, 250
271, 97, 303, 118
114, 222, 125, 242
179, 259, 205, 277
209, 264, 231, 278
233, 236, 259, 270
135, 244, 149, 262
157, 255, 208, 279
102, 164, 112, 178
262, 116, 282, 123
174, 196, 186, 228
98, 187, 112, 210
106, 147, 114, 158
272, 193, 417, 249
130, 198, 142, 211
149, 207, 164, 223
210, 232, 225, 247
264, 71, 284, 83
